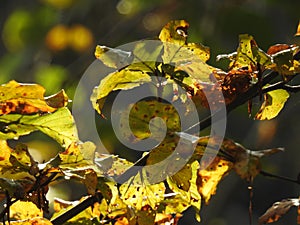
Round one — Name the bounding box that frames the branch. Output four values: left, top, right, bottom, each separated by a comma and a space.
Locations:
263, 81, 300, 93
50, 192, 103, 225
260, 170, 300, 185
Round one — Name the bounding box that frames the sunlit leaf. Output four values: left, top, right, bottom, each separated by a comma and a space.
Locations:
295, 21, 300, 36
166, 161, 201, 221
217, 34, 271, 70
0, 218, 53, 225
197, 157, 232, 204
95, 45, 132, 69
10, 200, 43, 220
51, 197, 101, 224
155, 213, 181, 225
259, 198, 300, 224
0, 107, 78, 147
119, 172, 165, 210
90, 70, 152, 116
0, 80, 68, 115
159, 20, 189, 46
119, 100, 180, 142
255, 89, 289, 120
94, 153, 133, 177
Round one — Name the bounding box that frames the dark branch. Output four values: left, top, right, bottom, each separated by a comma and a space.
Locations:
260, 170, 300, 185
51, 192, 103, 225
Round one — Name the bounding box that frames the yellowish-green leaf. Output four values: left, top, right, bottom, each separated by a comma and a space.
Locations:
267, 46, 300, 75
0, 107, 78, 147
95, 45, 132, 69
119, 173, 165, 210
90, 69, 152, 116
255, 89, 289, 120
159, 20, 189, 46
120, 100, 180, 142
217, 34, 271, 70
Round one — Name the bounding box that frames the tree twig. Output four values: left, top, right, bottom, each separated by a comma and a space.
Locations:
50, 192, 103, 225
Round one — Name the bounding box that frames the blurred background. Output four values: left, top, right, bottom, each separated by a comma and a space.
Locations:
1, 0, 300, 224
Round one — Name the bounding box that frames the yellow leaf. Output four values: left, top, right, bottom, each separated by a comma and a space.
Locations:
10, 201, 43, 220
295, 21, 300, 36
0, 218, 52, 225
197, 157, 232, 204
255, 89, 289, 120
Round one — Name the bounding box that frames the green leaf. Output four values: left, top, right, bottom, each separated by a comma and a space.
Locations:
0, 107, 78, 147
255, 89, 289, 120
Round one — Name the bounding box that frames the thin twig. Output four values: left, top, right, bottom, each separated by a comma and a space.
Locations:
50, 192, 103, 225
260, 170, 300, 185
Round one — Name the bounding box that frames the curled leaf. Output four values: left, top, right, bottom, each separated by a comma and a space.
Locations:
259, 198, 300, 224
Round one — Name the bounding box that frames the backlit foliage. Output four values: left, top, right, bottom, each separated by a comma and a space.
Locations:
1, 20, 300, 225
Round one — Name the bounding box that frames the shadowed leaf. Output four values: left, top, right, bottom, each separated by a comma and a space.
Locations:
259, 198, 300, 224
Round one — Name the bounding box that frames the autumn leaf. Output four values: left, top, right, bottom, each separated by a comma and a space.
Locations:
255, 88, 289, 120
119, 172, 165, 210
197, 157, 232, 204
0, 80, 68, 115
266, 44, 300, 75
90, 69, 152, 116
259, 198, 300, 224
0, 218, 53, 225
166, 161, 202, 221
217, 34, 271, 70
51, 197, 101, 224
295, 21, 300, 36
10, 200, 43, 220
220, 139, 283, 181
95, 45, 132, 69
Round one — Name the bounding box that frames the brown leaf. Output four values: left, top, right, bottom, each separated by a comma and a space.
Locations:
267, 44, 292, 55
259, 198, 300, 224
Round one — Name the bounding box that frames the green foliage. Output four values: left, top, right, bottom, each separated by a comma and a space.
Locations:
1, 20, 300, 225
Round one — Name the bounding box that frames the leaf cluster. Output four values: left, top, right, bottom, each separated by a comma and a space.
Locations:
0, 20, 300, 225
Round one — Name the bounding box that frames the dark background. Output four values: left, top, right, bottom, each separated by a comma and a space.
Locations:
1, 0, 299, 224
